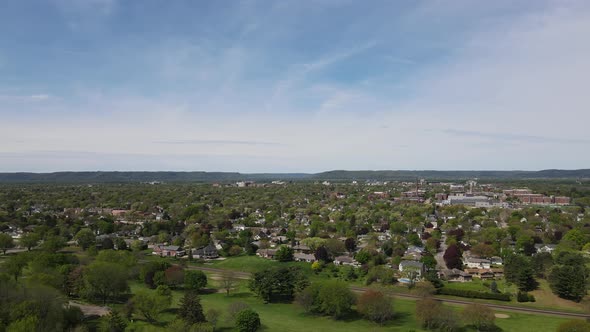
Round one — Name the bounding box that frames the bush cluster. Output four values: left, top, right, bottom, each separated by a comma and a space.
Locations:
437, 288, 511, 301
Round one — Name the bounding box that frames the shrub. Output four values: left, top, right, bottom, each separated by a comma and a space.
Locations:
437, 288, 511, 301
357, 290, 394, 324
235, 309, 261, 332
184, 270, 207, 290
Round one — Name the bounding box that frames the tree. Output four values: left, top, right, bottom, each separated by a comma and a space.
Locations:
41, 235, 66, 253
114, 238, 127, 251
462, 304, 495, 331
443, 244, 462, 270
4, 254, 28, 282
504, 254, 538, 292
357, 290, 394, 324
249, 266, 308, 303
6, 315, 38, 332
275, 245, 294, 262
185, 270, 208, 291
314, 245, 330, 262
227, 302, 250, 321
220, 270, 238, 296
178, 291, 206, 325
133, 290, 170, 323
99, 311, 127, 332
549, 265, 588, 302
299, 280, 357, 319
490, 280, 498, 293
84, 261, 129, 305
165, 265, 185, 288
0, 233, 14, 255
19, 232, 40, 251
206, 309, 221, 331
235, 309, 261, 332
415, 298, 459, 331
556, 320, 590, 332
320, 281, 355, 319
355, 250, 371, 264
75, 229, 96, 250
470, 243, 496, 258
344, 237, 356, 253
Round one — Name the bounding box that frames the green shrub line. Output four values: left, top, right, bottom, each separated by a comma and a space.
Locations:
436, 288, 512, 301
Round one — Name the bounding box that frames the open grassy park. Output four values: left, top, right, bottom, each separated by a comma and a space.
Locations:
111, 258, 578, 332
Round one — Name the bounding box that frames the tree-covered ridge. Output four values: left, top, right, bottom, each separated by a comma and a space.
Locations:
1, 169, 590, 183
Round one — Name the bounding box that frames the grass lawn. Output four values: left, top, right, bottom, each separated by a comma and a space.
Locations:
119, 275, 576, 332
443, 278, 587, 313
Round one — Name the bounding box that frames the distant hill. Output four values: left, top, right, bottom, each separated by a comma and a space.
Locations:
311, 169, 590, 181
0, 169, 588, 183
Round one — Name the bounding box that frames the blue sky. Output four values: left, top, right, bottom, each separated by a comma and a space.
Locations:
1, 0, 590, 172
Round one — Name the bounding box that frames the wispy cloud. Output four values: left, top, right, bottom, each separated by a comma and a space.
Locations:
153, 139, 285, 146
439, 129, 590, 145
0, 94, 52, 101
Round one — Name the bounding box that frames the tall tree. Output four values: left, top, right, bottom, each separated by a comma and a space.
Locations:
84, 261, 129, 305
178, 291, 206, 325
19, 232, 41, 251
443, 244, 462, 270
75, 229, 96, 250
0, 233, 14, 255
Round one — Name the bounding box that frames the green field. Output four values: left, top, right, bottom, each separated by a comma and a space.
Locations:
119, 272, 576, 332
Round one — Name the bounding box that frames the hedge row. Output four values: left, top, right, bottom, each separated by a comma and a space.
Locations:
437, 288, 512, 301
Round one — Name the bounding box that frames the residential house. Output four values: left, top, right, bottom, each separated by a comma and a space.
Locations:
490, 256, 503, 266
439, 269, 472, 282
398, 260, 425, 279
256, 249, 277, 259
153, 245, 185, 257
535, 244, 557, 254
294, 253, 316, 263
334, 255, 359, 267
193, 244, 219, 259
464, 257, 491, 269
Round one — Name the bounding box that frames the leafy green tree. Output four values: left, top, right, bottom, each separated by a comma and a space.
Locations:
84, 261, 129, 305
298, 280, 356, 319
133, 290, 170, 323
114, 238, 127, 251
235, 309, 261, 332
415, 298, 459, 331
275, 245, 294, 262
249, 266, 308, 303
178, 291, 206, 325
504, 254, 538, 291
6, 315, 38, 332
0, 233, 14, 255
549, 254, 588, 302
3, 254, 28, 282
462, 304, 495, 331
75, 229, 96, 250
357, 290, 394, 324
19, 232, 41, 251
355, 250, 371, 264
41, 235, 66, 253
99, 310, 127, 332
184, 270, 207, 291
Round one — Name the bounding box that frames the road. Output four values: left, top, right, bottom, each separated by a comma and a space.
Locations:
185, 263, 590, 319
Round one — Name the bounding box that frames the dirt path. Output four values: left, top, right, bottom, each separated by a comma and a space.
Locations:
69, 301, 110, 317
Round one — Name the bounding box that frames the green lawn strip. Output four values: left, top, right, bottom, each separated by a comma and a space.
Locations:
122, 278, 576, 332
